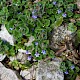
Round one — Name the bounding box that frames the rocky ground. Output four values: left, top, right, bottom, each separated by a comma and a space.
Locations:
0, 0, 80, 80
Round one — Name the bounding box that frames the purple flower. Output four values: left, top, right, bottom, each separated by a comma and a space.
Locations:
62, 13, 67, 17
35, 52, 40, 57
27, 56, 32, 61
41, 50, 46, 55
64, 71, 69, 74
52, 1, 57, 5
57, 9, 62, 14
35, 42, 38, 46
71, 65, 75, 70
32, 15, 37, 19
26, 50, 29, 54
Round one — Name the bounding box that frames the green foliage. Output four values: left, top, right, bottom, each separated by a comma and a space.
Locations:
68, 23, 77, 32
76, 20, 80, 26
0, 0, 79, 73
75, 30, 80, 46
61, 60, 80, 80
10, 60, 28, 70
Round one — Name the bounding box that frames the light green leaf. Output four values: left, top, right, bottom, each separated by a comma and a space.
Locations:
51, 17, 63, 28
43, 19, 50, 27
68, 23, 77, 32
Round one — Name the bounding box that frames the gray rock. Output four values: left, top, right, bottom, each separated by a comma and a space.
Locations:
0, 54, 6, 61
0, 24, 14, 46
16, 52, 28, 64
0, 62, 21, 80
49, 25, 73, 51
76, 0, 80, 11
20, 65, 37, 80
36, 58, 64, 80
10, 52, 29, 64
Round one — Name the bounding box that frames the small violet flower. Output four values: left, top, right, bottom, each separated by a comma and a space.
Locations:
71, 65, 75, 70
35, 52, 40, 57
64, 71, 69, 74
26, 50, 29, 54
52, 1, 57, 5
32, 15, 37, 19
57, 9, 62, 14
62, 13, 67, 17
35, 42, 38, 46
27, 56, 32, 61
41, 50, 46, 55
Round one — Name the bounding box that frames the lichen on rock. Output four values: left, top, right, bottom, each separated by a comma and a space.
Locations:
49, 25, 74, 51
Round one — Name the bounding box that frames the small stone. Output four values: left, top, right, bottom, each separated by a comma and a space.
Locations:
20, 65, 37, 80
16, 52, 27, 64
20, 70, 30, 80
0, 54, 6, 61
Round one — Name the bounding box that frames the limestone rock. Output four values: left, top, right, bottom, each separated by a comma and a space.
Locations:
16, 52, 28, 64
0, 54, 6, 61
20, 65, 37, 80
0, 62, 20, 80
9, 52, 27, 64
36, 58, 64, 80
0, 25, 14, 46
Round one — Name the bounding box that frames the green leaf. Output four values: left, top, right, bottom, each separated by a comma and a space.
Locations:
3, 7, 8, 13
3, 45, 9, 51
68, 23, 77, 32
48, 50, 55, 58
51, 17, 63, 28
43, 19, 50, 27
75, 66, 80, 72
73, 14, 80, 19
67, 11, 73, 17
48, 4, 53, 8
75, 30, 80, 46
66, 0, 74, 3
46, 9, 54, 15
76, 20, 80, 26
60, 62, 67, 71
9, 48, 15, 56
49, 15, 55, 23
35, 27, 43, 33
